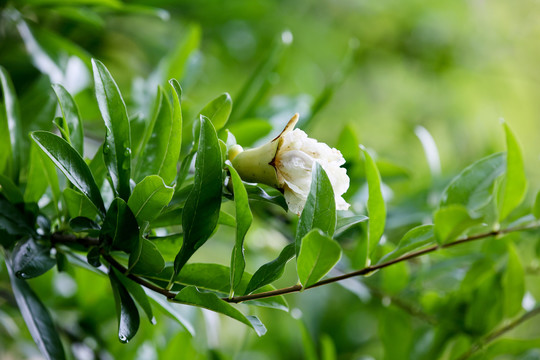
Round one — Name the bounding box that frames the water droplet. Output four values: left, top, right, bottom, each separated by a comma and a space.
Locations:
103, 145, 110, 155
122, 141, 130, 149
122, 159, 130, 170
123, 148, 131, 157
151, 317, 157, 325
119, 334, 128, 343
16, 271, 28, 279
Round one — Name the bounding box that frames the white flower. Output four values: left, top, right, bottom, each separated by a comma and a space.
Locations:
231, 114, 350, 215
274, 127, 350, 215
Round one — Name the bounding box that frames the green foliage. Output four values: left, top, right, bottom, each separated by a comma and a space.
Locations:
1, 3, 540, 359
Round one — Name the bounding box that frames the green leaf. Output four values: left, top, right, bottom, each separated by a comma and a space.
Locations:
361, 146, 386, 262
135, 81, 182, 185
31, 131, 105, 216
296, 162, 336, 256
11, 238, 56, 279
113, 269, 155, 324
218, 211, 236, 227
69, 217, 100, 233
502, 243, 525, 318
173, 286, 266, 336
378, 225, 435, 263
109, 269, 140, 343
440, 152, 506, 215
5, 257, 66, 360
499, 123, 527, 221
145, 263, 288, 311
227, 118, 273, 147
51, 84, 84, 155
129, 238, 165, 275
199, 93, 232, 130
144, 289, 195, 335
0, 66, 22, 183
63, 188, 99, 219
127, 175, 174, 226
244, 183, 288, 211
226, 163, 253, 295
101, 198, 139, 253
434, 205, 482, 244
24, 143, 61, 214
0, 173, 23, 204
320, 334, 337, 360
297, 230, 342, 288
244, 243, 295, 295
92, 59, 131, 201
335, 215, 369, 237
381, 257, 410, 294
0, 197, 35, 239
172, 116, 222, 280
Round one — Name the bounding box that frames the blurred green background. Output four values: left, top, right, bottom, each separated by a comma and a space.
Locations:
2, 0, 540, 359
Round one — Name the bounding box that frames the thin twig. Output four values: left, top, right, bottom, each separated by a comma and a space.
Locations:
457, 306, 540, 360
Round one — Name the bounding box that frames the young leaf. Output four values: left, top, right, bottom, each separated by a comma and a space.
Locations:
226, 163, 253, 295
378, 225, 435, 263
335, 215, 368, 237
92, 59, 131, 201
109, 269, 140, 343
0, 66, 22, 183
173, 286, 266, 336
101, 198, 139, 253
31, 131, 106, 216
434, 205, 481, 244
295, 162, 336, 256
11, 238, 56, 279
198, 93, 232, 130
499, 123, 527, 221
5, 257, 66, 360
297, 230, 342, 288
440, 152, 506, 215
171, 116, 222, 282
135, 81, 182, 185
127, 175, 174, 226
502, 243, 525, 318
361, 146, 386, 259
244, 243, 295, 295
113, 269, 155, 324
51, 84, 84, 155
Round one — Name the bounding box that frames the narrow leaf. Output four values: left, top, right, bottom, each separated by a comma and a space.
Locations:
51, 84, 84, 155
226, 163, 253, 294
109, 269, 140, 343
245, 243, 295, 295
172, 116, 222, 280
173, 286, 266, 336
127, 175, 174, 226
199, 93, 232, 130
5, 257, 66, 360
0, 66, 22, 183
113, 269, 155, 324
335, 215, 368, 237
361, 146, 386, 259
31, 131, 105, 216
297, 230, 342, 288
92, 59, 131, 201
499, 123, 527, 221
295, 162, 336, 256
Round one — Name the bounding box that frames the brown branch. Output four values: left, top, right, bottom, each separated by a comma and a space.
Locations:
223, 224, 539, 303
457, 306, 540, 360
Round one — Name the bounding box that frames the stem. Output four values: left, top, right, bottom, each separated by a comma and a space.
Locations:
223, 224, 538, 303
457, 306, 540, 360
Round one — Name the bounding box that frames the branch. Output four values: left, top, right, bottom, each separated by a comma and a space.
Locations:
224, 224, 538, 303
457, 306, 540, 360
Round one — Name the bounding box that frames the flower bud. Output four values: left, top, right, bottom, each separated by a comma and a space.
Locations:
231, 113, 350, 215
